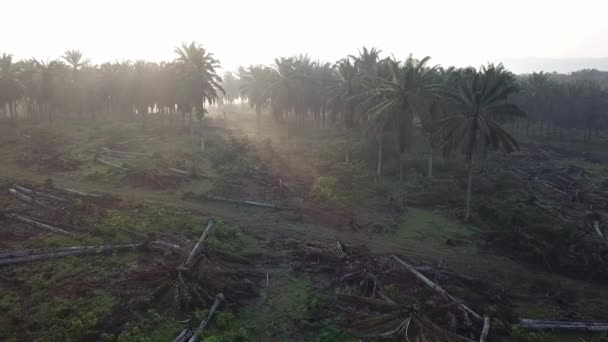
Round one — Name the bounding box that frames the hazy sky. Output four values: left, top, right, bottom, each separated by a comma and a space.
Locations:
3, 0, 608, 73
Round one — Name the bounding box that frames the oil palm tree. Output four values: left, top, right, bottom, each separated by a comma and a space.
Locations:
439, 64, 525, 221
329, 58, 359, 162
240, 65, 273, 130
62, 50, 89, 71
364, 55, 440, 179
0, 53, 22, 121
174, 42, 224, 151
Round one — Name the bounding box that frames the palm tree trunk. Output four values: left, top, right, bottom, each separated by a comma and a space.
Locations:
256, 106, 261, 135
345, 126, 351, 163
200, 117, 205, 152
465, 156, 474, 222
428, 148, 433, 178
376, 124, 384, 179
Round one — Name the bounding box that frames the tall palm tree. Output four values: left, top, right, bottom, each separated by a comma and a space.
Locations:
240, 65, 273, 130
439, 64, 525, 221
62, 50, 89, 71
174, 42, 224, 151
220, 71, 240, 106
329, 58, 359, 162
364, 55, 440, 179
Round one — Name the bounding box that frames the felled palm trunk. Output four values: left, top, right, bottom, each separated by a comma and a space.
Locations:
181, 219, 216, 270
0, 243, 143, 266
518, 319, 608, 332
391, 255, 483, 322
206, 194, 281, 209
187, 293, 225, 342
10, 214, 76, 237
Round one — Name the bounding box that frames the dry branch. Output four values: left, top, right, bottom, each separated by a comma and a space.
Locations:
181, 219, 216, 269
10, 214, 76, 237
207, 194, 282, 210
188, 293, 225, 342
391, 255, 483, 322
12, 184, 69, 203
0, 243, 143, 266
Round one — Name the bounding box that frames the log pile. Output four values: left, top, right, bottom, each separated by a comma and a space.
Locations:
513, 166, 608, 210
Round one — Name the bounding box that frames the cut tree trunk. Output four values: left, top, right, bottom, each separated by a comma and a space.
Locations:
173, 329, 193, 342
0, 243, 143, 266
10, 214, 76, 237
12, 184, 69, 203
206, 194, 282, 210
479, 316, 491, 342
102, 147, 147, 156
0, 245, 101, 259
96, 158, 129, 171
518, 319, 608, 332
188, 293, 225, 342
8, 188, 34, 204
59, 187, 104, 199
168, 168, 191, 177
182, 219, 216, 269
391, 255, 483, 322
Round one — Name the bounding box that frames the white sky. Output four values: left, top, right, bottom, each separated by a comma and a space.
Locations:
2, 0, 608, 73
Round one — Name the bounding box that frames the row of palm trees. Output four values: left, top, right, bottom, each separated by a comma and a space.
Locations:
235, 51, 527, 220
0, 43, 223, 128
515, 71, 608, 140
2, 44, 607, 220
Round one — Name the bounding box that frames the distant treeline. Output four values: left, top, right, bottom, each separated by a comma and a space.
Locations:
1, 46, 607, 139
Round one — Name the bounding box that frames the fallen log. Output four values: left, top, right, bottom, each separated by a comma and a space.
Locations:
479, 316, 491, 342
8, 188, 34, 204
181, 219, 216, 269
518, 319, 608, 331
102, 151, 139, 159
12, 184, 69, 203
150, 240, 184, 252
168, 168, 191, 177
173, 329, 193, 342
188, 293, 225, 342
0, 243, 143, 266
207, 194, 282, 210
391, 255, 483, 322
415, 266, 481, 284
96, 157, 129, 171
512, 168, 568, 197
10, 214, 76, 237
102, 147, 148, 156
0, 245, 97, 259
59, 187, 104, 199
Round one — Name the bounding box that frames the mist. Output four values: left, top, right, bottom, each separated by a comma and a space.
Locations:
3, 1, 608, 341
